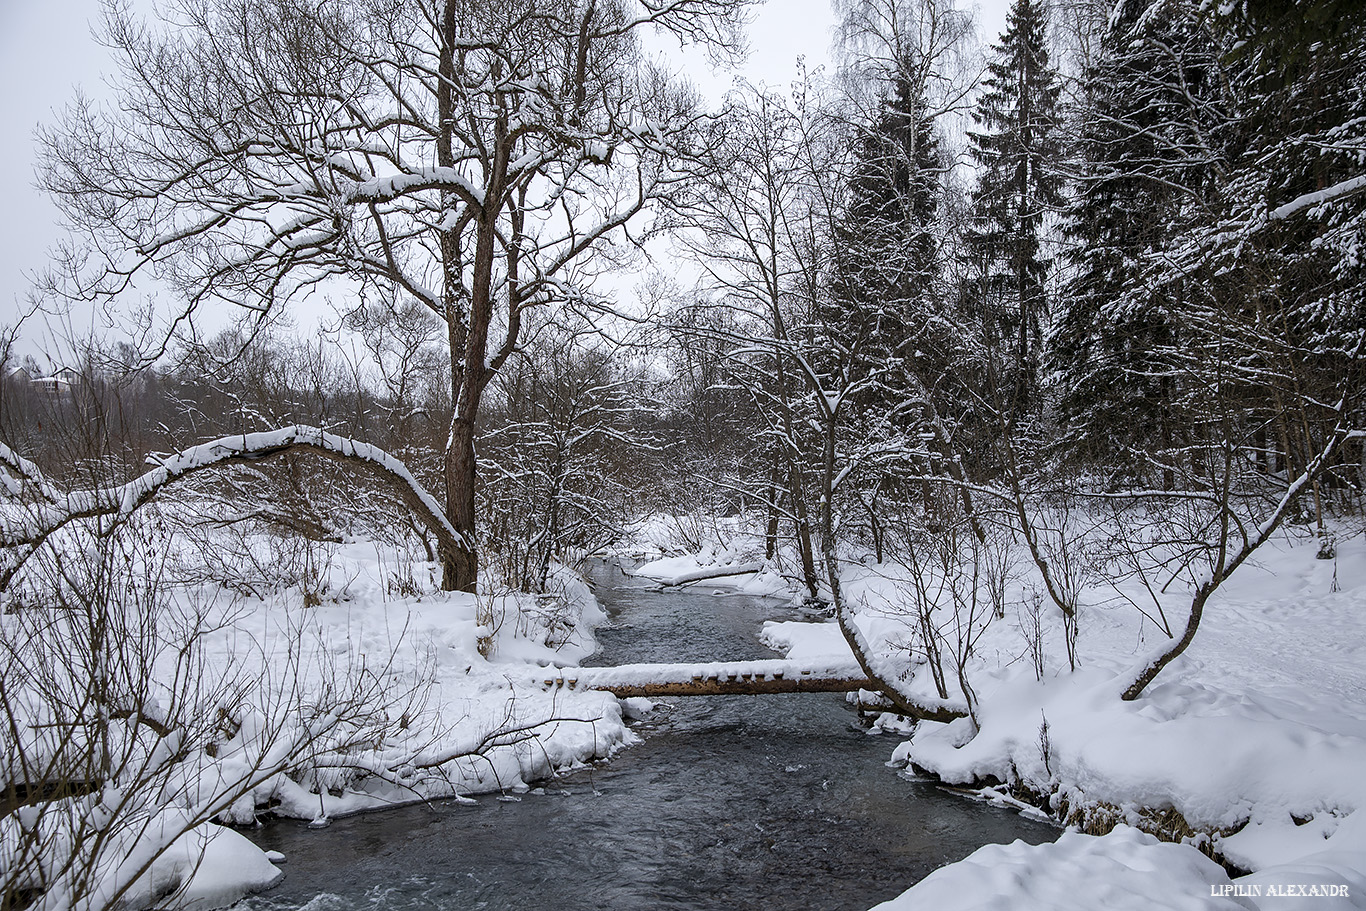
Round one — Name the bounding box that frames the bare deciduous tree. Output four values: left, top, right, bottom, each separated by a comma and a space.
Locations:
40, 0, 750, 591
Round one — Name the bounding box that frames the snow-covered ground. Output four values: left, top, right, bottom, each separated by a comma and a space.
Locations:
201, 539, 630, 820
879, 532, 1366, 910
1, 529, 630, 909
12, 500, 1364, 910
634, 521, 1366, 910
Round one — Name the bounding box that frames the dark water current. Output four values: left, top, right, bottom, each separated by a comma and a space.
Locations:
241, 561, 1056, 910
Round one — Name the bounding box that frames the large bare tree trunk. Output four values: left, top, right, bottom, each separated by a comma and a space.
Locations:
438, 52, 509, 592
436, 0, 478, 594
443, 417, 480, 592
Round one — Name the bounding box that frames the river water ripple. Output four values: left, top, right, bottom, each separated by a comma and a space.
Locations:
241, 561, 1055, 910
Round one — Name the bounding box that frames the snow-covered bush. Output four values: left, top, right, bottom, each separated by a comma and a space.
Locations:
0, 443, 626, 909
0, 516, 432, 909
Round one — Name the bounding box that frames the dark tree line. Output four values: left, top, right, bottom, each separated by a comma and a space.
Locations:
655, 0, 1365, 709
1, 318, 650, 594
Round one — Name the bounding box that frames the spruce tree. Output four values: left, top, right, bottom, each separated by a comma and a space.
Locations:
1146, 0, 1366, 533
1047, 0, 1227, 482
825, 57, 948, 412
1233, 0, 1366, 471
964, 0, 1064, 410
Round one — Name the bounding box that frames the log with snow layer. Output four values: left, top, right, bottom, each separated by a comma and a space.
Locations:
630, 562, 766, 586
536, 659, 874, 697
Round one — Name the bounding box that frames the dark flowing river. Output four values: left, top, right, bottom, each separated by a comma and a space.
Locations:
241, 561, 1055, 910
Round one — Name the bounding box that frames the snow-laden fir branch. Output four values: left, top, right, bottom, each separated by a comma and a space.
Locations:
1270, 174, 1366, 221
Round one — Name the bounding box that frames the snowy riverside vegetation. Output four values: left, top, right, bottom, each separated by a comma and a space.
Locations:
1, 0, 1364, 908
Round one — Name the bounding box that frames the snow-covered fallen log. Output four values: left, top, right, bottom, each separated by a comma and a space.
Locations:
631, 562, 766, 586
536, 658, 874, 697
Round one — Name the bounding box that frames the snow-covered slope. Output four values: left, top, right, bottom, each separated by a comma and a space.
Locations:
862, 532, 1366, 910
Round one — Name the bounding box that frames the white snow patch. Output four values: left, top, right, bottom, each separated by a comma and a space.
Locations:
869, 826, 1257, 911
869, 531, 1366, 910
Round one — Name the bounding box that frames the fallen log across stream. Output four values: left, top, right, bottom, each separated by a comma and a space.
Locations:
631, 563, 766, 587
536, 659, 876, 698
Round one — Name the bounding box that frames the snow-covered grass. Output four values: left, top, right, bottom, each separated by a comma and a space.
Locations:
633, 513, 1366, 910
190, 537, 629, 820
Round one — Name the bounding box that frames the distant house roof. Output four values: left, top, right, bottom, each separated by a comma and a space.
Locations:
7, 365, 86, 394
31, 369, 85, 396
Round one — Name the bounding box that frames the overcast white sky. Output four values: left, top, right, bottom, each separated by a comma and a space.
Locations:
0, 0, 1009, 361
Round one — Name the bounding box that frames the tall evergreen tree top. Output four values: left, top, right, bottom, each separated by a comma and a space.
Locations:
966, 0, 1064, 264
971, 0, 1062, 150
964, 0, 1064, 405
846, 59, 944, 250
822, 53, 950, 413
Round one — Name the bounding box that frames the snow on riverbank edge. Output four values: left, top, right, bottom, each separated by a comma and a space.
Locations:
636, 525, 1366, 910
871, 532, 1366, 910
51, 540, 634, 910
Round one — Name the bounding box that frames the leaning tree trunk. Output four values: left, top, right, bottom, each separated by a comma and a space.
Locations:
1120, 422, 1360, 700
814, 406, 965, 723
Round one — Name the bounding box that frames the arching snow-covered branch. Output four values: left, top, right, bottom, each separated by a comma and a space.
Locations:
0, 426, 466, 590
0, 440, 62, 503
1270, 174, 1366, 221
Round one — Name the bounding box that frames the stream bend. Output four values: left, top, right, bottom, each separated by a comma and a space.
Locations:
241, 561, 1056, 911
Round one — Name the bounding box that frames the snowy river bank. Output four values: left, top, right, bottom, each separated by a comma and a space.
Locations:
630, 531, 1366, 910
238, 560, 1055, 910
